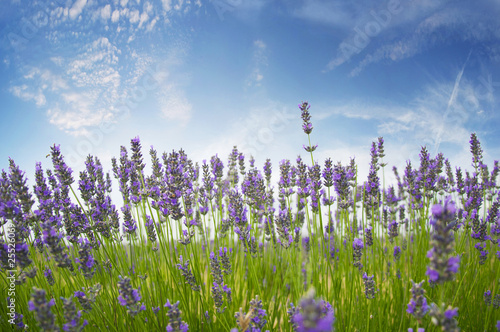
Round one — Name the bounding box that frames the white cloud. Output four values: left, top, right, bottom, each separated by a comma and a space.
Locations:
325, 3, 500, 75
129, 9, 140, 23
254, 39, 266, 50
318, 68, 490, 165
100, 5, 111, 20
69, 0, 88, 20
161, 0, 172, 12
138, 12, 149, 28
40, 70, 69, 91
159, 86, 192, 125
146, 17, 158, 31
191, 101, 298, 167
144, 1, 153, 14
292, 0, 357, 28
246, 39, 267, 87
67, 37, 120, 90
47, 103, 112, 135
9, 85, 46, 106
50, 56, 64, 66
174, 0, 184, 11
111, 9, 120, 22
121, 0, 129, 7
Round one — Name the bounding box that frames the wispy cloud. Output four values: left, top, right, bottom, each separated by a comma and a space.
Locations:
246, 40, 267, 87
161, 0, 172, 12
69, 0, 88, 20
292, 0, 360, 28
338, 4, 500, 76
47, 91, 113, 136
319, 68, 489, 160
9, 85, 46, 106
158, 86, 192, 125
192, 100, 297, 163
100, 4, 111, 20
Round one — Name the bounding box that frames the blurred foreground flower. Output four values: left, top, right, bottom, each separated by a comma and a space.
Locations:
288, 288, 335, 331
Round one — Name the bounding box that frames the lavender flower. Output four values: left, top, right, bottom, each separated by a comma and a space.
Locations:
10, 312, 25, 329
44, 267, 55, 286
219, 247, 233, 275
407, 280, 429, 320
79, 155, 117, 238
42, 222, 74, 270
287, 288, 335, 332
121, 204, 137, 235
145, 215, 157, 243
8, 158, 35, 222
426, 198, 460, 284
362, 273, 376, 299
365, 142, 381, 208
50, 144, 74, 186
28, 287, 58, 331
165, 300, 189, 332
111, 146, 131, 202
75, 238, 96, 279
388, 220, 399, 242
494, 294, 500, 309
475, 242, 489, 265
299, 101, 313, 135
333, 161, 355, 209
15, 242, 33, 270
211, 282, 225, 311
485, 290, 492, 306
365, 227, 373, 247
209, 251, 224, 285
117, 276, 145, 317
61, 297, 88, 332
352, 238, 364, 271
227, 146, 240, 186
130, 136, 145, 172
176, 255, 200, 291
429, 304, 459, 332
74, 284, 101, 313
470, 133, 483, 169
393, 246, 401, 262
263, 158, 272, 186
235, 295, 268, 332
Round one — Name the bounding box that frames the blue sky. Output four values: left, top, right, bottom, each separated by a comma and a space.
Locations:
1, 0, 499, 187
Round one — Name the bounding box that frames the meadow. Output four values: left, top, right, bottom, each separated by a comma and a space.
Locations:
1, 102, 500, 331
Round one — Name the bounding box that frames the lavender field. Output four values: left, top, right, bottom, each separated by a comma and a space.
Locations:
1, 102, 500, 331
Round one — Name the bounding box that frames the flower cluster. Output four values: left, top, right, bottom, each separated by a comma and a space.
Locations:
406, 280, 429, 320
28, 287, 58, 331
44, 267, 55, 285
352, 238, 364, 271
209, 250, 232, 311
299, 101, 313, 135
235, 295, 268, 332
75, 238, 96, 279
74, 283, 101, 312
117, 276, 146, 317
176, 255, 201, 291
288, 288, 335, 332
165, 300, 189, 332
429, 303, 459, 332
362, 273, 376, 299
61, 296, 88, 332
426, 198, 460, 284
